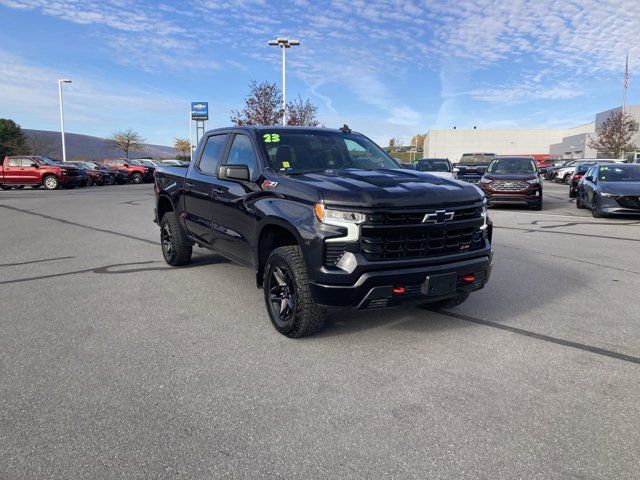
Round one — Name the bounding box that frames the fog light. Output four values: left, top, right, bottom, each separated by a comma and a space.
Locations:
336, 251, 358, 273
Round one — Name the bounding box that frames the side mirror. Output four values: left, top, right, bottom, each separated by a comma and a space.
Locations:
33, 163, 39, 169
585, 176, 594, 183
218, 164, 250, 182
123, 163, 130, 167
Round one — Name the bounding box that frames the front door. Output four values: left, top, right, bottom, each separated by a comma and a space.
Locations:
209, 133, 259, 264
21, 158, 41, 184
183, 133, 229, 246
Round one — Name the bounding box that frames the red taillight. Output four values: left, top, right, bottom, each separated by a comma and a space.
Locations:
574, 174, 583, 180
461, 274, 475, 283
392, 286, 405, 294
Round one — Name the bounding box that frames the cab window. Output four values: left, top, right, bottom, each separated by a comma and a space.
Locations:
225, 134, 257, 177
8, 158, 21, 166
21, 159, 38, 168
198, 134, 228, 175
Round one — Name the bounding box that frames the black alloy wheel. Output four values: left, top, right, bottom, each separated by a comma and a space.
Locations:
159, 212, 192, 266
86, 176, 94, 187
132, 172, 143, 184
592, 195, 603, 218
268, 266, 296, 328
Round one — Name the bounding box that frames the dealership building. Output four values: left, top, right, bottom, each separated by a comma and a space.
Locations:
423, 105, 640, 162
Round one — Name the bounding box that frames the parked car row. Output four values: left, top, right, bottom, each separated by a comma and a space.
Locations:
0, 156, 190, 190
574, 163, 640, 217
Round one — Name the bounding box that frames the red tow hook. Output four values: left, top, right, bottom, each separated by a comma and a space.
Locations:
392, 285, 405, 295
461, 274, 475, 283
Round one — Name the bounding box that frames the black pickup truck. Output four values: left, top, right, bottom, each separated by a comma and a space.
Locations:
154, 126, 493, 337
453, 153, 496, 183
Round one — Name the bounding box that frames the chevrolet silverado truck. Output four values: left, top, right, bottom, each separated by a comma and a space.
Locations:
453, 153, 496, 183
154, 126, 493, 337
1, 155, 82, 190
102, 158, 154, 183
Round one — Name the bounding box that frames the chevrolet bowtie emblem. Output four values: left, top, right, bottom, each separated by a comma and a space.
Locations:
422, 210, 455, 224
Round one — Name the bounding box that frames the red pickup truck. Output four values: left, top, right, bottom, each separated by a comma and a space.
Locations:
0, 156, 82, 190
101, 158, 154, 184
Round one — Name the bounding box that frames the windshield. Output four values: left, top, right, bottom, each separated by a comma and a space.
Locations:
598, 165, 640, 182
487, 157, 536, 174
415, 159, 450, 172
128, 159, 141, 165
459, 154, 495, 165
258, 130, 399, 174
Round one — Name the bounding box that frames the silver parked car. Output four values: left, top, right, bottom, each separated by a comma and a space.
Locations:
577, 163, 640, 217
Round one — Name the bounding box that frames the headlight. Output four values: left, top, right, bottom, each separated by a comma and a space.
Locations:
601, 192, 619, 199
315, 204, 365, 243
480, 203, 488, 231
478, 177, 491, 184
526, 178, 540, 184
453, 167, 460, 173
314, 204, 366, 224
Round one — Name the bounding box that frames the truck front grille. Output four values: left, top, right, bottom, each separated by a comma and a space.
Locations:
359, 203, 485, 262
490, 180, 528, 191
360, 227, 483, 261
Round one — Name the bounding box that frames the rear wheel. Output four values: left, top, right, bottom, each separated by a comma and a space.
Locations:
568, 188, 576, 198
43, 175, 60, 190
576, 194, 585, 209
86, 176, 94, 187
132, 172, 143, 184
104, 175, 114, 185
160, 212, 192, 266
263, 245, 326, 338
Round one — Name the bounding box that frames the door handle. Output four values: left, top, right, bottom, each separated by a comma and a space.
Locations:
185, 182, 194, 189
212, 187, 224, 196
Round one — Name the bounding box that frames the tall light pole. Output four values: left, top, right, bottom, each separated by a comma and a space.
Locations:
58, 78, 72, 163
268, 37, 299, 126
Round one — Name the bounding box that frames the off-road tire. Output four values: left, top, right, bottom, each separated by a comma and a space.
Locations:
160, 212, 192, 266
263, 245, 326, 338
43, 175, 60, 190
422, 290, 470, 310
132, 172, 143, 184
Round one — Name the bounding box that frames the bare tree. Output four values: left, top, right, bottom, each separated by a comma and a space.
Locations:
174, 138, 191, 159
25, 131, 59, 156
105, 129, 146, 159
231, 81, 282, 126
286, 95, 320, 126
588, 111, 637, 159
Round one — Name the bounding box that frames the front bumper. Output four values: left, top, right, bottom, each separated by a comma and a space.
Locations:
309, 254, 492, 309
60, 176, 82, 186
600, 196, 640, 216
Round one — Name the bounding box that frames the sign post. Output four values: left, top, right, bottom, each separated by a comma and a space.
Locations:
190, 102, 209, 157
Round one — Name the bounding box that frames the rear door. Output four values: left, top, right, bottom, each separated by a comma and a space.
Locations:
209, 133, 260, 264
183, 133, 230, 245
583, 166, 597, 205
2, 157, 23, 184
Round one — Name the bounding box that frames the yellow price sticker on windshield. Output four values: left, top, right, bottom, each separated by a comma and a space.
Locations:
263, 133, 280, 143
282, 161, 290, 167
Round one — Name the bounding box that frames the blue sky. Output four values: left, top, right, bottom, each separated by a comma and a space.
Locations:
0, 0, 638, 146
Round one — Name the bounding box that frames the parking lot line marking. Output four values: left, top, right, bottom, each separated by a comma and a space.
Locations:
0, 205, 158, 246
495, 225, 640, 243
439, 310, 640, 365
0, 256, 75, 267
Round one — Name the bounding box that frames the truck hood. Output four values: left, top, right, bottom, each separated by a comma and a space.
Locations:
283, 168, 484, 208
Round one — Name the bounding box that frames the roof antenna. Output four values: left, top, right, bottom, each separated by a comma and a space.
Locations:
339, 124, 351, 134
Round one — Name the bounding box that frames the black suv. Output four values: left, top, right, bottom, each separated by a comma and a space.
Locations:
154, 126, 493, 337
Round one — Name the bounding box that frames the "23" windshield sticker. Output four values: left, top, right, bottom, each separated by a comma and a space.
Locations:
263, 133, 280, 143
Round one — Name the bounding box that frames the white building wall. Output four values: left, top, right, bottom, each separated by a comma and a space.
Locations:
423, 126, 594, 163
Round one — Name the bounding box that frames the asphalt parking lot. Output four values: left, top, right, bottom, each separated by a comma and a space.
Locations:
1, 181, 639, 479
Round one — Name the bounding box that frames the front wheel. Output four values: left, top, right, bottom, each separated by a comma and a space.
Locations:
131, 172, 143, 184
0, 185, 12, 190
85, 176, 94, 187
263, 245, 326, 338
160, 212, 192, 266
43, 175, 60, 190
592, 195, 604, 218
